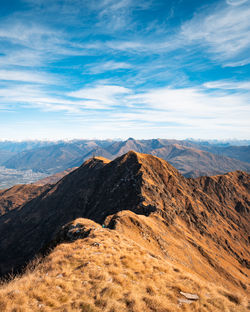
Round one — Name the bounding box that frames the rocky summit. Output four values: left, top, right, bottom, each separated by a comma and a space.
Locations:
0, 151, 249, 311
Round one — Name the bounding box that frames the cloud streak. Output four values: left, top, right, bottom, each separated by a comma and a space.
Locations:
0, 70, 57, 84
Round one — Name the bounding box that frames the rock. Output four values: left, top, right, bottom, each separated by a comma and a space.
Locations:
180, 291, 199, 300
56, 274, 63, 278
178, 298, 193, 304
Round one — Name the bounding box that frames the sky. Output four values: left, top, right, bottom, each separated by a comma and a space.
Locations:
0, 0, 249, 140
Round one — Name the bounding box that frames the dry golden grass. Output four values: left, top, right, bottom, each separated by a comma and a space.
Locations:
0, 217, 248, 312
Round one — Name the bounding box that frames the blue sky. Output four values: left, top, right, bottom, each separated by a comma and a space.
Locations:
0, 0, 249, 140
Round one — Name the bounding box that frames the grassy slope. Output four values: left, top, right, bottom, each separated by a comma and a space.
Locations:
0, 217, 248, 312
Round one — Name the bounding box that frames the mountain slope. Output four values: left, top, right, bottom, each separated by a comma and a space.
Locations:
2, 140, 112, 174
0, 217, 248, 312
0, 184, 50, 216
0, 151, 249, 292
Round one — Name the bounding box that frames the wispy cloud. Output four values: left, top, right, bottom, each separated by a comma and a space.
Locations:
226, 0, 248, 6
2, 80, 248, 128
204, 80, 250, 90
94, 0, 153, 32
0, 70, 57, 84
0, 83, 132, 112
68, 84, 131, 109
85, 61, 132, 74
180, 2, 250, 65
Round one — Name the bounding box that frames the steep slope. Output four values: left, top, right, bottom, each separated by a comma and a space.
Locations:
0, 151, 249, 295
0, 184, 50, 216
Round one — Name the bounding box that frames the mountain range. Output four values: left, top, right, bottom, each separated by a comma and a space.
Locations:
0, 151, 249, 311
0, 138, 250, 189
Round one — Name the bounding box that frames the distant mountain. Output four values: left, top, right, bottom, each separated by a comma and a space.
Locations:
190, 143, 250, 163
149, 143, 250, 177
3, 140, 112, 173
0, 140, 56, 153
0, 152, 249, 311
1, 139, 250, 189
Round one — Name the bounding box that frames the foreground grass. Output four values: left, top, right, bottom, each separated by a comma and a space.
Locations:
0, 218, 248, 312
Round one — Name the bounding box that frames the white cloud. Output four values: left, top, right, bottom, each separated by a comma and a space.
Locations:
1, 80, 249, 139
68, 84, 131, 108
0, 70, 56, 84
0, 83, 133, 113
226, 0, 248, 6
204, 80, 250, 90
133, 86, 247, 111
86, 61, 132, 74
94, 0, 152, 32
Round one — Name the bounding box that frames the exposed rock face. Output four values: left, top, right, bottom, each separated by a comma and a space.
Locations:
0, 151, 249, 293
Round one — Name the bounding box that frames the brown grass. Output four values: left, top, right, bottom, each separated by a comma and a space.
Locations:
0, 218, 248, 312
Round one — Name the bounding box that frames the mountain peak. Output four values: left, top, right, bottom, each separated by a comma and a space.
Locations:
0, 152, 249, 287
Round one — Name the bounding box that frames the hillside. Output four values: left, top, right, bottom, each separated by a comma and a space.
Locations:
0, 217, 248, 312
0, 184, 50, 216
0, 151, 249, 311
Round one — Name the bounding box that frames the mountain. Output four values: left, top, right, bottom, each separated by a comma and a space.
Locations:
150, 143, 250, 177
0, 151, 249, 311
0, 152, 249, 312
2, 140, 112, 174
192, 144, 250, 163
0, 140, 58, 153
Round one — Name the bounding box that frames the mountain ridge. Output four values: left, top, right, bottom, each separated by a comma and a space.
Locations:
0, 151, 249, 311
0, 151, 249, 280
2, 139, 250, 180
